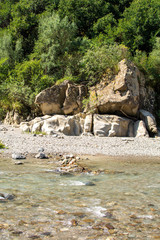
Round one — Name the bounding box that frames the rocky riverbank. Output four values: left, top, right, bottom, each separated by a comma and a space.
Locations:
1, 124, 160, 158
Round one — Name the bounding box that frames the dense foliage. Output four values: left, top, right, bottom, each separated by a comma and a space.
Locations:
0, 0, 160, 120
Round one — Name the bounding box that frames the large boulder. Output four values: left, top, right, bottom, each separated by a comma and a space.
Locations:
139, 109, 157, 134
35, 81, 88, 115
88, 59, 155, 117
93, 114, 132, 137
42, 115, 83, 136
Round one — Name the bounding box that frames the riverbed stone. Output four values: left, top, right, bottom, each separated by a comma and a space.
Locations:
0, 193, 15, 200
35, 152, 48, 159
12, 153, 26, 160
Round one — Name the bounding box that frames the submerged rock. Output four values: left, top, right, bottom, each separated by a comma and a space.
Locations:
0, 193, 15, 201
85, 182, 96, 186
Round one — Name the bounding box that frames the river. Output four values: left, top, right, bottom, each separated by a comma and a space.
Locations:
0, 156, 160, 239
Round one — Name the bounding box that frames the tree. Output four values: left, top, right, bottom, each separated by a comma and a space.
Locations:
34, 12, 79, 78
117, 0, 160, 53
58, 0, 111, 36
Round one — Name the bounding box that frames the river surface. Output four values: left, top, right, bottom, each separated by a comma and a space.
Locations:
0, 156, 160, 240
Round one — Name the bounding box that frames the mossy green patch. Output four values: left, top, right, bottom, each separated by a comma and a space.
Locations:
0, 141, 5, 149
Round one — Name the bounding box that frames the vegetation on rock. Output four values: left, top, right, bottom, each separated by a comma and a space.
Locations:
0, 0, 160, 120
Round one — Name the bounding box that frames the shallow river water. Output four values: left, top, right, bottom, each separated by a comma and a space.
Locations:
0, 156, 160, 240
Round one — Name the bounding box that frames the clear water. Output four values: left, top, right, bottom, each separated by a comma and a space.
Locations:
0, 156, 160, 240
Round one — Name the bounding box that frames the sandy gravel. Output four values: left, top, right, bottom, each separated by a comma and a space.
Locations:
0, 124, 160, 157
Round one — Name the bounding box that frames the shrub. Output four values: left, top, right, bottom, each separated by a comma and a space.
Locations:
80, 43, 126, 85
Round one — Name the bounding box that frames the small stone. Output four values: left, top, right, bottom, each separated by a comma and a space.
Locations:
0, 127, 8, 131
85, 182, 95, 186
38, 148, 44, 152
35, 152, 48, 159
60, 228, 69, 232
12, 153, 26, 160
52, 134, 58, 138
105, 223, 115, 230
63, 154, 74, 159
0, 193, 15, 200
29, 235, 40, 239
0, 223, 9, 229
68, 159, 76, 165
71, 219, 78, 226
12, 231, 23, 235
103, 212, 114, 219
56, 210, 66, 215
0, 196, 5, 200
14, 161, 23, 165
42, 232, 52, 236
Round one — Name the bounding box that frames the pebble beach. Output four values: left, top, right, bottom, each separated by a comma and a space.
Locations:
1, 124, 160, 157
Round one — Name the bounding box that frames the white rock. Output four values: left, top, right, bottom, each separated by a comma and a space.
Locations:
84, 114, 93, 133
20, 122, 30, 132
134, 120, 149, 137
93, 114, 132, 137
139, 109, 157, 134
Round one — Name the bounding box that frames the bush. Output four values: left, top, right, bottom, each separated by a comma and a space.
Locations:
80, 43, 127, 85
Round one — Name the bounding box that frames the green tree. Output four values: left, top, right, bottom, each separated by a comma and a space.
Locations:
117, 0, 160, 53
58, 0, 111, 36
34, 12, 79, 78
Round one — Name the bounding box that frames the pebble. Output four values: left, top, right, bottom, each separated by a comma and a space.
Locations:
85, 182, 96, 186
14, 161, 23, 165
0, 193, 15, 200
12, 153, 26, 160
35, 152, 48, 159
38, 147, 44, 152
71, 219, 78, 226
1, 124, 160, 157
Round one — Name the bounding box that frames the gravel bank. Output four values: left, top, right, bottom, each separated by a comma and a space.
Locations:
0, 124, 160, 157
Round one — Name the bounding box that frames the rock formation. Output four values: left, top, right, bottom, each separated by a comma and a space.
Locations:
20, 112, 156, 137
5, 59, 158, 138
93, 114, 132, 137
35, 80, 88, 115
139, 109, 157, 134
88, 59, 154, 117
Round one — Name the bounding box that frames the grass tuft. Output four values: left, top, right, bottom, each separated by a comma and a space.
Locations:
0, 141, 5, 149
